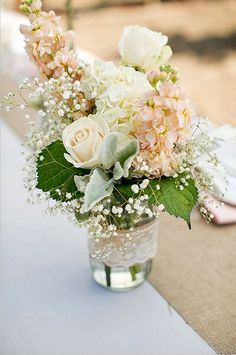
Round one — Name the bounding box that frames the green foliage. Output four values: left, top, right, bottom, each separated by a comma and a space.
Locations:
75, 210, 90, 222
36, 141, 198, 227
113, 162, 124, 180
99, 132, 139, 178
116, 174, 198, 228
84, 169, 114, 212
36, 140, 89, 202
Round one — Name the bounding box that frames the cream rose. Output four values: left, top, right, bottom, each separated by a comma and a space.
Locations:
118, 25, 172, 72
62, 115, 109, 169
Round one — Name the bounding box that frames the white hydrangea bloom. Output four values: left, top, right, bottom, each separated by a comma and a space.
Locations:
81, 60, 152, 133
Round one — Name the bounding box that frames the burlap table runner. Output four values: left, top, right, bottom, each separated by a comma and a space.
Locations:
149, 211, 236, 354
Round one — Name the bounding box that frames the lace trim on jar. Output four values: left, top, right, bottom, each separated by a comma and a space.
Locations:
88, 218, 158, 267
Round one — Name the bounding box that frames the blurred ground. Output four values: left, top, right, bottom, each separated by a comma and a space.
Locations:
2, 0, 236, 126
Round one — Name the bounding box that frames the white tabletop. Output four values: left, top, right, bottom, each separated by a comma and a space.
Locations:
0, 119, 215, 355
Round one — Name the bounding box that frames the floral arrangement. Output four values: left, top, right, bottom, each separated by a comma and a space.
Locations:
1, 0, 227, 253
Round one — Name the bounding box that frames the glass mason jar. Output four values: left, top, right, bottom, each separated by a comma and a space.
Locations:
88, 216, 158, 292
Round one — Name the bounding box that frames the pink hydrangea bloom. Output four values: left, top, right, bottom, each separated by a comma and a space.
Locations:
133, 80, 194, 177
134, 150, 183, 177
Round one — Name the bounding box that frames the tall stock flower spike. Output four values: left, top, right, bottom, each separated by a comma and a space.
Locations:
19, 0, 79, 80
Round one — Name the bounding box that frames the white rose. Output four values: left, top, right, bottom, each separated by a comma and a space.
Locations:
62, 115, 109, 169
118, 25, 172, 72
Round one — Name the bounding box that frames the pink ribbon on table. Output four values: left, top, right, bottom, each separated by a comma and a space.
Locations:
207, 196, 236, 225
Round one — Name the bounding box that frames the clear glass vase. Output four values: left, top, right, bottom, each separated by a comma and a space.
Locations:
88, 217, 158, 291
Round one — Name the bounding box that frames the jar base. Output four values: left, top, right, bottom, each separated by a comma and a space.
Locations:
90, 258, 153, 292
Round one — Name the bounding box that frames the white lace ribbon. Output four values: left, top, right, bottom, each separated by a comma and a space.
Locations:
88, 218, 158, 267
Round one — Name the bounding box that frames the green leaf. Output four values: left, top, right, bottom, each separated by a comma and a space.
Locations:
148, 177, 198, 228
99, 133, 117, 169
74, 175, 90, 192
75, 210, 90, 222
99, 132, 139, 178
115, 138, 139, 178
84, 169, 114, 212
36, 140, 89, 202
116, 174, 198, 228
113, 162, 124, 180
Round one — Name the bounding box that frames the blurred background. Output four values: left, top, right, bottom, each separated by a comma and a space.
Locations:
1, 0, 236, 133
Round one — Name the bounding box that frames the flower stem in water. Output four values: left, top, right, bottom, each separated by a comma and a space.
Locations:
129, 264, 141, 281
104, 265, 111, 287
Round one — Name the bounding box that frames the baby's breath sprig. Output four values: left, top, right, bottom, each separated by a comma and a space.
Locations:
0, 78, 34, 112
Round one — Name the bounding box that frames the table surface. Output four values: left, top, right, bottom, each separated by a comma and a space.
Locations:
0, 119, 215, 355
